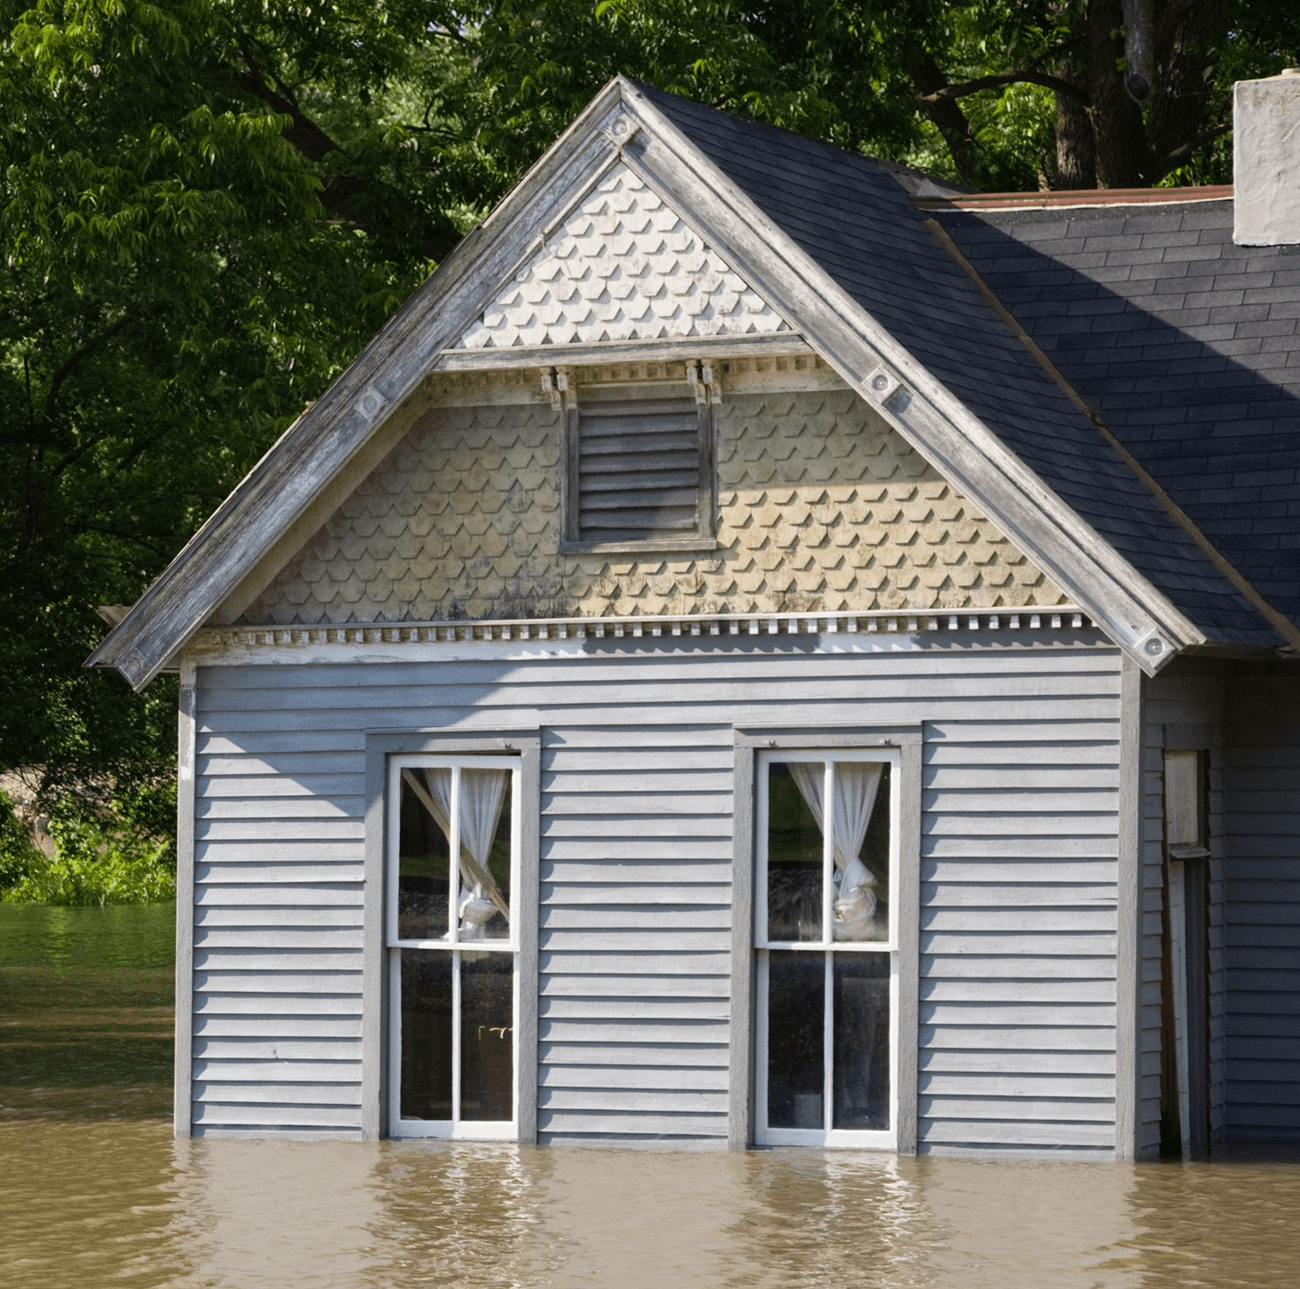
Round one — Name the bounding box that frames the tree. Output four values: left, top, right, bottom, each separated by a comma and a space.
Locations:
0, 0, 487, 804
2, 0, 1293, 826
470, 0, 1297, 189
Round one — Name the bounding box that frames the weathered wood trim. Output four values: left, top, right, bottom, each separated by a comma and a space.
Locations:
187, 608, 1096, 670
728, 740, 755, 1149
364, 729, 541, 1141
896, 730, 922, 1155
87, 83, 636, 690
361, 729, 386, 1139
733, 724, 922, 1153
1114, 655, 1144, 1160
89, 75, 1212, 691
174, 657, 198, 1137
618, 82, 1205, 672
434, 333, 813, 371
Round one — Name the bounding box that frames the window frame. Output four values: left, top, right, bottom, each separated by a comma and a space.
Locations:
731, 726, 921, 1152
560, 374, 718, 553
363, 732, 540, 1142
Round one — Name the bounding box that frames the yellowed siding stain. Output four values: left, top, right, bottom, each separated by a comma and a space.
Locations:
241, 386, 1064, 625
456, 166, 792, 348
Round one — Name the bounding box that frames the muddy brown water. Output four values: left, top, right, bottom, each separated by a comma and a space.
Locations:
3, 906, 1300, 1288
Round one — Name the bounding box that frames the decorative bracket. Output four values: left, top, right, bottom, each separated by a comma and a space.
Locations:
540, 367, 577, 412
687, 360, 722, 405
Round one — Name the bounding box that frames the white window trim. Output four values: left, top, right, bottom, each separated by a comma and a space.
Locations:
731, 726, 920, 1153
363, 732, 539, 1142
754, 748, 901, 1148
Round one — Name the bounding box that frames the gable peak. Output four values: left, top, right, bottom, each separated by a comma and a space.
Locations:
455, 164, 792, 350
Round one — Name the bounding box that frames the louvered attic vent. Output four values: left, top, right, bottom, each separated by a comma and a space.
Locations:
566, 380, 714, 545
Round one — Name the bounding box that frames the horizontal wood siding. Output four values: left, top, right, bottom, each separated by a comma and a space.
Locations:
1225, 670, 1300, 1144
191, 640, 1122, 1148
190, 705, 367, 1138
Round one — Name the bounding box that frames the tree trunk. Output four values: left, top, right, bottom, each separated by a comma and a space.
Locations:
1086, 0, 1150, 186
1054, 73, 1097, 188
1145, 0, 1223, 180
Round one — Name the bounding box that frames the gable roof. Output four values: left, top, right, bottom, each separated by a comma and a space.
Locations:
89, 77, 1300, 689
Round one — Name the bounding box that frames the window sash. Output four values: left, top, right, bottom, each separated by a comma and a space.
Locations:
756, 750, 900, 952
754, 748, 901, 1148
386, 754, 521, 1137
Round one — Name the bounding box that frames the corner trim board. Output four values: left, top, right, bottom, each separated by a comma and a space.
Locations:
174, 658, 197, 1138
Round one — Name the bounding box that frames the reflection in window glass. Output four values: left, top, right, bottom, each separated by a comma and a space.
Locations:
767, 762, 824, 942
398, 768, 452, 941
833, 953, 890, 1130
459, 953, 514, 1121
766, 952, 825, 1129
400, 950, 452, 1121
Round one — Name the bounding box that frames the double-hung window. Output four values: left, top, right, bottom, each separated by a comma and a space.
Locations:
386, 754, 522, 1138
744, 740, 915, 1149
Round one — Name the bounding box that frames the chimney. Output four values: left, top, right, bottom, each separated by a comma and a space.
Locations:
1234, 70, 1300, 246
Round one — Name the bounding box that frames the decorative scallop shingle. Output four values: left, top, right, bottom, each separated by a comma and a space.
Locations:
455, 167, 792, 350
240, 381, 1065, 626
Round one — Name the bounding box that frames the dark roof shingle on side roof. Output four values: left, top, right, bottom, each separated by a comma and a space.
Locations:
942, 200, 1300, 626
636, 84, 1289, 648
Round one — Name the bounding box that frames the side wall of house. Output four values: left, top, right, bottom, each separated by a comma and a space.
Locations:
1143, 663, 1229, 1151
1224, 666, 1300, 1144
185, 635, 1124, 1153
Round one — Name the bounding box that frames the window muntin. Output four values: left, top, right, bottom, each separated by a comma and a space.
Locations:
387, 755, 520, 1138
566, 379, 714, 546
756, 751, 899, 1146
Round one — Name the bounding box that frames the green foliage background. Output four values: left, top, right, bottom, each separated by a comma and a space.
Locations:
1, 1, 1294, 897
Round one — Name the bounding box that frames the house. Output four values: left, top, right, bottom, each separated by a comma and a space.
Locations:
90, 73, 1300, 1158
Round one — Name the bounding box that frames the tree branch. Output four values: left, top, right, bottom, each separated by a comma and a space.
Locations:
1148, 120, 1232, 183
43, 314, 135, 435
231, 29, 340, 163
920, 70, 1091, 108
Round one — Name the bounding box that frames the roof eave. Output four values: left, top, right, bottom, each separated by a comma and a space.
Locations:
87, 78, 642, 691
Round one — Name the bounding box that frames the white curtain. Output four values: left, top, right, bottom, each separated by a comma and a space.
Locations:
402, 766, 510, 935
456, 769, 510, 936
788, 762, 882, 940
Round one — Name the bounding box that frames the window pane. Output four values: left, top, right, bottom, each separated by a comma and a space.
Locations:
767, 762, 824, 942
830, 762, 890, 943
458, 768, 512, 941
460, 953, 514, 1122
400, 950, 452, 1121
767, 952, 825, 1129
399, 770, 451, 940
833, 953, 890, 1130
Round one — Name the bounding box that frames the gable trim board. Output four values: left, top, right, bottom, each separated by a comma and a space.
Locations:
90, 75, 1270, 692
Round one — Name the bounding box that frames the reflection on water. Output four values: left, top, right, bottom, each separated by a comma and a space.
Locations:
0, 902, 176, 968
3, 1122, 1299, 1289
4, 909, 1298, 1286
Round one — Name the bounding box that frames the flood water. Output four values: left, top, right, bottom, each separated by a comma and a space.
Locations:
4, 906, 1300, 1288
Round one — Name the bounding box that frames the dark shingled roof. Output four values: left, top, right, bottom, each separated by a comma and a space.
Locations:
941, 200, 1300, 631
636, 84, 1292, 649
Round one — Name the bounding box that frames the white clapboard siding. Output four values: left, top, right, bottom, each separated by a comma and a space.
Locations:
189, 640, 1123, 1147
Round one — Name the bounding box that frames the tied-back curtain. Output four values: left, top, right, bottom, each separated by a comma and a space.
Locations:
789, 762, 882, 939
403, 767, 510, 934
457, 770, 509, 935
